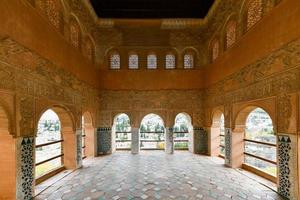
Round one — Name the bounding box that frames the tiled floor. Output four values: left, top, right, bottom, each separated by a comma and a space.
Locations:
35, 151, 283, 200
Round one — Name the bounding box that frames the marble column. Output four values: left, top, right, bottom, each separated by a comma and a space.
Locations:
97, 127, 112, 155
131, 127, 140, 154
16, 137, 35, 200
224, 128, 232, 167
76, 129, 83, 168
165, 127, 174, 154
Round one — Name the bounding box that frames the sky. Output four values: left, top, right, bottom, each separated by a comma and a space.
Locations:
40, 109, 59, 121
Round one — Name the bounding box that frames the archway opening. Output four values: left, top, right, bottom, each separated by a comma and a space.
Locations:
140, 114, 165, 150
210, 110, 225, 157
244, 108, 277, 180
35, 108, 76, 184
35, 109, 63, 179
0, 105, 16, 200
113, 114, 131, 150
174, 113, 193, 151
82, 112, 95, 160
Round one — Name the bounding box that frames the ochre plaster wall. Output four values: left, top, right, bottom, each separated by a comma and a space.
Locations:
0, 0, 99, 88
204, 0, 300, 87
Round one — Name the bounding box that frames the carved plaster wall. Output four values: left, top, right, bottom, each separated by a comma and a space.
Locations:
99, 90, 204, 128
0, 37, 99, 137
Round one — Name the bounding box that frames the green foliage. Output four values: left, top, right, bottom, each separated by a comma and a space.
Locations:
174, 142, 188, 149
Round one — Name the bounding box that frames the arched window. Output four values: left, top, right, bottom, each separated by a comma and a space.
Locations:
129, 54, 139, 69
165, 54, 176, 69
110, 53, 121, 69
114, 114, 131, 150
45, 0, 60, 29
247, 0, 263, 30
147, 54, 157, 69
245, 108, 277, 177
184, 54, 194, 69
140, 114, 165, 150
69, 19, 80, 48
212, 40, 220, 61
35, 109, 63, 178
226, 20, 237, 49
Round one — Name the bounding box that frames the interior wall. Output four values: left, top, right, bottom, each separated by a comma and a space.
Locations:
0, 109, 16, 200
204, 0, 300, 87
0, 0, 100, 88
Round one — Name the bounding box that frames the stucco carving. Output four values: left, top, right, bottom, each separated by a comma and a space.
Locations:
19, 96, 34, 137
204, 39, 300, 109
277, 94, 292, 132
99, 90, 203, 127
0, 38, 99, 137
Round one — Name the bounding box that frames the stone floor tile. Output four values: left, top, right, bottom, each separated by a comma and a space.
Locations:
34, 151, 283, 200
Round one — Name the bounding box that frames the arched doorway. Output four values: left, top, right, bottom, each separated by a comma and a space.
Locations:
113, 113, 131, 151
173, 113, 193, 151
210, 110, 225, 157
35, 108, 76, 184
140, 114, 165, 150
244, 108, 277, 181
0, 105, 16, 199
82, 112, 95, 159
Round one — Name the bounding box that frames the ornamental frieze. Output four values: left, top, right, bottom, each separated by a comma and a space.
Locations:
0, 63, 15, 90
204, 39, 300, 109
18, 96, 34, 136
100, 90, 203, 111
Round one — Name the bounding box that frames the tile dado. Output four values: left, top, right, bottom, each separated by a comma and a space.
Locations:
193, 127, 208, 154
16, 137, 35, 200
76, 130, 83, 168
97, 127, 112, 155
224, 128, 232, 166
277, 134, 298, 199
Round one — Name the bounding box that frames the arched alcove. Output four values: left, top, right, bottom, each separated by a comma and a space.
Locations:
82, 111, 95, 159
112, 113, 131, 151
210, 110, 225, 157
0, 104, 16, 199
140, 114, 165, 150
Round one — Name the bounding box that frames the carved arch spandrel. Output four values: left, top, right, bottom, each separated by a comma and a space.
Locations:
111, 111, 134, 127
277, 93, 298, 134
137, 111, 167, 128
35, 100, 77, 136
232, 97, 276, 132
168, 111, 193, 127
